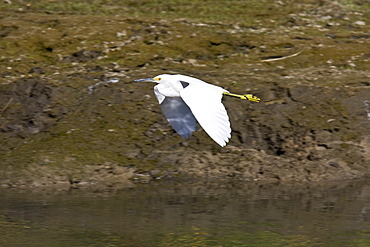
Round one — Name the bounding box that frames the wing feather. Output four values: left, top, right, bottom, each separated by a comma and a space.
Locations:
160, 97, 197, 138
180, 84, 231, 146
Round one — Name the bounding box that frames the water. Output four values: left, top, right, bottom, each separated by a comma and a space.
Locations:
1, 179, 370, 247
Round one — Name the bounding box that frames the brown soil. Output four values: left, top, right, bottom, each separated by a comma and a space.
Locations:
0, 0, 369, 190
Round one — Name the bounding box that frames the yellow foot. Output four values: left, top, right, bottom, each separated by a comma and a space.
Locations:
223, 92, 261, 102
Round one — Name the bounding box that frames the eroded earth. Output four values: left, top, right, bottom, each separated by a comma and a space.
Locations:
0, 0, 369, 190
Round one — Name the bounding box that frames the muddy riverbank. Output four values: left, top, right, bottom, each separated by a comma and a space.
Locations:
0, 0, 369, 190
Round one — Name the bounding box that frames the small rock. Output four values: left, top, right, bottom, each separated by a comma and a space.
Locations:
328, 161, 340, 168
29, 67, 45, 74
354, 21, 366, 26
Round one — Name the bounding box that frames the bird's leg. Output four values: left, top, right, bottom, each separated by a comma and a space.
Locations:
223, 92, 261, 102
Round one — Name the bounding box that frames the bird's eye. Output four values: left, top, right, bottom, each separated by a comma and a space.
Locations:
154, 77, 161, 81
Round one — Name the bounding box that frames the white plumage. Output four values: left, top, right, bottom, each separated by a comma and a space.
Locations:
135, 74, 260, 147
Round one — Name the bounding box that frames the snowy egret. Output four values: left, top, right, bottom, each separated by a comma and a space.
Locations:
135, 74, 260, 147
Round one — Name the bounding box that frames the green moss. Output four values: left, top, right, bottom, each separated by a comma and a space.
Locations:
341, 132, 358, 142
341, 143, 350, 149
0, 0, 369, 185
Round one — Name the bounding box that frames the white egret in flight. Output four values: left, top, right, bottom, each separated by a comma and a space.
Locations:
135, 74, 260, 147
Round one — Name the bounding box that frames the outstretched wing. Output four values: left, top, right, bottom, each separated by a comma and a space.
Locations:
180, 84, 231, 147
160, 97, 197, 138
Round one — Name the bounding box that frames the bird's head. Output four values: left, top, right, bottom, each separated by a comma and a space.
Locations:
134, 74, 171, 83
